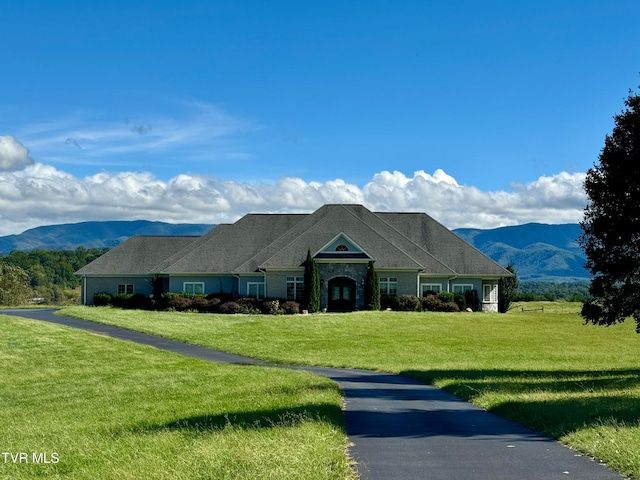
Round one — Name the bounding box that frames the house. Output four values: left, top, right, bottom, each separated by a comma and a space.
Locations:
76, 204, 512, 311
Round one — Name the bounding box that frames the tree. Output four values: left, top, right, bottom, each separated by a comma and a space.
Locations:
498, 263, 518, 313
580, 87, 640, 332
364, 261, 380, 310
0, 263, 32, 305
302, 249, 321, 313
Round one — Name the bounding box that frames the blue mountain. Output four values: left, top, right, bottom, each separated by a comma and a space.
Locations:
0, 221, 213, 253
453, 223, 588, 281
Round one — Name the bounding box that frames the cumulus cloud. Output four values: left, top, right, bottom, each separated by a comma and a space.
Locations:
0, 164, 587, 236
0, 136, 35, 171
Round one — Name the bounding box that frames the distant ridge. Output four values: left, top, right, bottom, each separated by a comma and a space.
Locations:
454, 223, 588, 282
0, 221, 214, 253
0, 220, 588, 282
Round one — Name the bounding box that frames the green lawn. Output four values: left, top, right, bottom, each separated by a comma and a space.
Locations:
0, 314, 355, 480
60, 302, 640, 479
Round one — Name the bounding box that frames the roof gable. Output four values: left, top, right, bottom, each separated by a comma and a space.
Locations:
236, 205, 452, 272
312, 232, 372, 261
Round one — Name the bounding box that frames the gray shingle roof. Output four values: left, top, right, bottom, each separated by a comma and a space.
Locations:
237, 204, 454, 273
160, 214, 307, 273
378, 212, 510, 276
76, 205, 511, 277
75, 236, 199, 275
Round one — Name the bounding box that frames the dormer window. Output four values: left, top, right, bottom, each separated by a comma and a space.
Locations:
335, 244, 349, 252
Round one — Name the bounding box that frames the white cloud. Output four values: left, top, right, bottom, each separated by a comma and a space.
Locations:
0, 136, 35, 171
0, 164, 587, 236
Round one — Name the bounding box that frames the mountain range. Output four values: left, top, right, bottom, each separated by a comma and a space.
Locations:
0, 220, 589, 282
0, 221, 213, 253
454, 223, 587, 282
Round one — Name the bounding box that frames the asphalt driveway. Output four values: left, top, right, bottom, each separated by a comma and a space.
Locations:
3, 309, 626, 480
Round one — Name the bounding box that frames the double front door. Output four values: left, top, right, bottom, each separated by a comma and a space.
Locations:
328, 277, 356, 311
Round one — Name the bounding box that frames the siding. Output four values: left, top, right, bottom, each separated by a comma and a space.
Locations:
168, 275, 237, 296
266, 270, 304, 299
82, 276, 153, 305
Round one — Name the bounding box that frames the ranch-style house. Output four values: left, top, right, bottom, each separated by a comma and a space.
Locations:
76, 204, 512, 311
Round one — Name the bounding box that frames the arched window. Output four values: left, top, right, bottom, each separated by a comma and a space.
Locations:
335, 244, 349, 252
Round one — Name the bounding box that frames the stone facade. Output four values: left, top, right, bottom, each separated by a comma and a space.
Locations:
317, 262, 368, 310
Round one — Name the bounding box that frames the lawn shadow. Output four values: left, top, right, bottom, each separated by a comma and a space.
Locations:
400, 368, 640, 439
131, 403, 344, 436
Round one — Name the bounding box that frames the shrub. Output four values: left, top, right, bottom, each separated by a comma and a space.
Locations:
219, 301, 243, 314
237, 297, 259, 313
423, 294, 460, 312
454, 293, 466, 311
261, 299, 281, 314
281, 301, 300, 315
398, 294, 422, 311
465, 289, 479, 311
111, 293, 133, 309
423, 294, 441, 311
190, 295, 212, 313
127, 293, 150, 310
163, 293, 196, 311
94, 292, 112, 306
207, 297, 222, 313
438, 292, 455, 304
381, 295, 399, 310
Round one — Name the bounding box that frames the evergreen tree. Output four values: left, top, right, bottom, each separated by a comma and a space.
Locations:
303, 249, 321, 312
498, 263, 518, 313
364, 261, 380, 310
580, 87, 640, 332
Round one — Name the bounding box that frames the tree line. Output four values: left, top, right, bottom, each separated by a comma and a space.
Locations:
0, 247, 107, 305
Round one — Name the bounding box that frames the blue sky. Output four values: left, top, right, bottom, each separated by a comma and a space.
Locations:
1, 1, 639, 235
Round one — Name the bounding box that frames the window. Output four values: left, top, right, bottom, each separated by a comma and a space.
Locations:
452, 284, 473, 294
335, 244, 349, 251
483, 284, 498, 303
286, 276, 304, 302
183, 282, 204, 294
247, 282, 265, 300
117, 284, 134, 295
379, 277, 398, 296
421, 283, 442, 296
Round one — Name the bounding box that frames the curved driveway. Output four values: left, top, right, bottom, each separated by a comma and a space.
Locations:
4, 309, 625, 480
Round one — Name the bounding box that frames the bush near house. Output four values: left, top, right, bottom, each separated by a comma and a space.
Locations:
282, 301, 300, 315
422, 293, 460, 312
398, 294, 422, 311
219, 301, 244, 314
454, 293, 466, 311
381, 295, 400, 310
93, 289, 482, 314
465, 289, 479, 311
92, 292, 303, 315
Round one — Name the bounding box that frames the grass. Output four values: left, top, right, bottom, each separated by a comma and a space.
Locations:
0, 314, 356, 480
59, 302, 640, 479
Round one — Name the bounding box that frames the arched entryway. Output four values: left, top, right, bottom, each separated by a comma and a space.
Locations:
328, 277, 356, 311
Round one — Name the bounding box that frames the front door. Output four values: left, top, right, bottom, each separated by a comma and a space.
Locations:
328, 277, 356, 311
